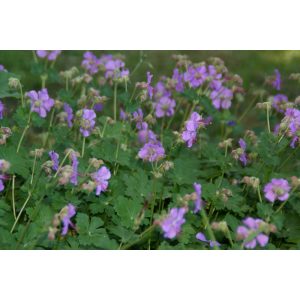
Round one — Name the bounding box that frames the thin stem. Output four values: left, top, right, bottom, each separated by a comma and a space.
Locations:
81, 137, 86, 158
16, 111, 32, 153
30, 152, 38, 185
113, 83, 118, 122
12, 175, 16, 220
266, 104, 271, 133
54, 150, 72, 178
129, 85, 137, 103
10, 191, 32, 233
200, 209, 219, 250
237, 95, 258, 122
257, 185, 263, 203
43, 108, 56, 148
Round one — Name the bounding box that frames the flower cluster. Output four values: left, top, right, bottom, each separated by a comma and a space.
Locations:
36, 50, 61, 61
26, 88, 55, 118
79, 109, 96, 137
159, 207, 187, 239
236, 217, 270, 249
138, 141, 165, 162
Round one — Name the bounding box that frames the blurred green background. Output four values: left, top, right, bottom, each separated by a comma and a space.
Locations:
1, 50, 300, 91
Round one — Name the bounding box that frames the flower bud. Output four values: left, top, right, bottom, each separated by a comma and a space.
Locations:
8, 77, 20, 89
0, 159, 10, 172
89, 158, 104, 169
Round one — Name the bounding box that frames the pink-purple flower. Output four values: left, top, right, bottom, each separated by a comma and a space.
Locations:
182, 112, 205, 148
147, 72, 154, 99
36, 50, 61, 61
132, 108, 144, 130
81, 51, 100, 75
70, 153, 79, 186
160, 207, 187, 239
138, 141, 165, 162
210, 86, 233, 110
61, 203, 76, 236
0, 100, 4, 119
184, 65, 207, 88
193, 183, 205, 213
49, 151, 59, 171
91, 166, 111, 196
172, 68, 184, 92
63, 103, 73, 127
236, 217, 269, 249
263, 178, 291, 202
238, 138, 247, 166
26, 88, 55, 118
155, 96, 176, 118
272, 69, 281, 91
80, 109, 96, 137
196, 232, 220, 248
137, 122, 157, 144
272, 94, 288, 113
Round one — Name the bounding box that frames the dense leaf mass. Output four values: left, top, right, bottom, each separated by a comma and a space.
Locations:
0, 52, 300, 249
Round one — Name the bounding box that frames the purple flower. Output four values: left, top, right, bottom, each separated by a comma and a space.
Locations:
0, 65, 6, 72
63, 103, 73, 127
132, 108, 144, 130
193, 183, 205, 213
61, 203, 76, 236
120, 108, 128, 121
70, 153, 79, 186
181, 112, 204, 148
138, 141, 165, 162
137, 122, 157, 144
0, 178, 4, 192
210, 87, 233, 110
284, 108, 300, 134
236, 217, 269, 249
26, 88, 55, 118
154, 81, 172, 100
49, 151, 59, 171
160, 207, 187, 239
0, 100, 4, 119
184, 65, 207, 88
147, 72, 154, 99
81, 51, 100, 75
36, 50, 61, 61
104, 58, 126, 79
80, 109, 96, 137
155, 96, 176, 118
263, 178, 291, 203
172, 69, 184, 92
196, 232, 220, 248
238, 138, 247, 166
91, 166, 111, 196
273, 94, 288, 113
272, 69, 281, 91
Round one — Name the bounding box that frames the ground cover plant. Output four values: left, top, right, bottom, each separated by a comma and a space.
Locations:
1, 51, 300, 249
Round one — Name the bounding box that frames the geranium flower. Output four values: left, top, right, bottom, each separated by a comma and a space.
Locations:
91, 166, 111, 196
263, 178, 291, 202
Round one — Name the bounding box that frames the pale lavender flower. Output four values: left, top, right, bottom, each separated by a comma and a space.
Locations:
196, 232, 220, 248
0, 100, 4, 119
236, 217, 269, 249
272, 69, 281, 91
155, 96, 176, 118
49, 151, 59, 171
120, 108, 128, 120
104, 58, 126, 79
0, 178, 4, 192
182, 112, 204, 148
0, 65, 6, 72
63, 103, 73, 127
138, 142, 165, 162
263, 178, 291, 202
160, 207, 187, 239
184, 65, 207, 88
61, 203, 76, 236
26, 88, 55, 118
172, 69, 184, 92
193, 183, 205, 213
36, 50, 61, 61
272, 94, 288, 113
238, 138, 247, 166
154, 81, 172, 100
91, 166, 111, 196
81, 51, 100, 75
132, 108, 144, 130
80, 109, 96, 137
210, 87, 233, 110
147, 72, 154, 99
137, 122, 157, 144
284, 108, 300, 134
70, 153, 78, 186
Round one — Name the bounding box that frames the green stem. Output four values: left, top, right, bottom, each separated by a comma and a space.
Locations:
266, 104, 271, 133
81, 137, 86, 158
54, 150, 72, 178
43, 108, 56, 148
18, 81, 24, 108
113, 83, 118, 122
10, 191, 32, 233
16, 111, 32, 153
12, 175, 16, 220
30, 152, 37, 185
257, 185, 263, 203
200, 209, 219, 250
